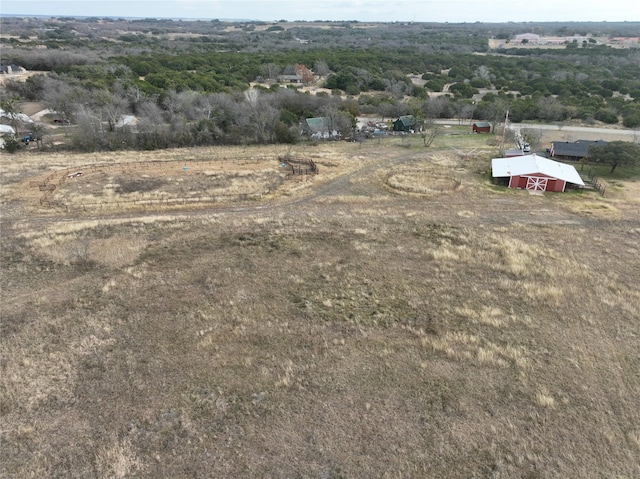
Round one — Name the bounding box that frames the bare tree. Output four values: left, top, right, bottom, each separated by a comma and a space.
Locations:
195, 94, 219, 121
482, 98, 509, 133
72, 104, 105, 150
455, 102, 475, 125
42, 77, 78, 122
241, 88, 278, 143
260, 63, 281, 80
421, 122, 441, 147
474, 65, 491, 81
321, 106, 354, 138
136, 100, 170, 149
244, 88, 259, 108
521, 128, 543, 150
422, 96, 451, 120
28, 122, 48, 149
536, 97, 567, 121
313, 60, 330, 78
96, 91, 128, 132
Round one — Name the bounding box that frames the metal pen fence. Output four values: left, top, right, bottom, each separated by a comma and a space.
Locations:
584, 169, 606, 196
280, 156, 318, 177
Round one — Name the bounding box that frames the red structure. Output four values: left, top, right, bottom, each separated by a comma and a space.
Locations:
472, 121, 491, 133
491, 154, 585, 192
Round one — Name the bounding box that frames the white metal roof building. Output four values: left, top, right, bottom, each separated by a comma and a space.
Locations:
491, 154, 585, 192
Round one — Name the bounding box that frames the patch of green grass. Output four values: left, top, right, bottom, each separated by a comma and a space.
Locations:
580, 162, 640, 179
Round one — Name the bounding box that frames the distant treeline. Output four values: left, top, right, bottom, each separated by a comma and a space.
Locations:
2, 17, 639, 151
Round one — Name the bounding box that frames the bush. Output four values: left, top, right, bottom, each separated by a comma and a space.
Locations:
622, 111, 640, 128
2, 137, 20, 153
622, 106, 640, 128
594, 109, 619, 124
449, 82, 478, 99
470, 78, 489, 89
425, 79, 445, 92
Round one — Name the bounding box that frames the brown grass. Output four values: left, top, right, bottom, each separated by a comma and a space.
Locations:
1, 139, 639, 478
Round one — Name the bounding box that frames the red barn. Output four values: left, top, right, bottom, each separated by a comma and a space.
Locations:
472, 121, 491, 133
491, 154, 585, 192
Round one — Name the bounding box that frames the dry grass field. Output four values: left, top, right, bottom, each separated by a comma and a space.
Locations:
1, 135, 639, 478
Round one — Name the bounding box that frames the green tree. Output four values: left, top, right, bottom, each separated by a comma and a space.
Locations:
622, 106, 640, 128
449, 82, 477, 99
595, 108, 619, 124
589, 141, 640, 173
425, 79, 445, 92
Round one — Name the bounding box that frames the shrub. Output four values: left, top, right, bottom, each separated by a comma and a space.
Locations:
2, 137, 20, 153
594, 109, 619, 124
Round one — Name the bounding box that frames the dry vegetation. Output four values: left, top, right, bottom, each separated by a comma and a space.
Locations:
1, 137, 639, 478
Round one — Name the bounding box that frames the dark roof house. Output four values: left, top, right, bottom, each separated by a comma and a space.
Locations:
550, 140, 608, 161
277, 74, 303, 83
393, 115, 417, 132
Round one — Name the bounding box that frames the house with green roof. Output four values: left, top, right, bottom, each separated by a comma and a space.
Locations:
392, 115, 418, 133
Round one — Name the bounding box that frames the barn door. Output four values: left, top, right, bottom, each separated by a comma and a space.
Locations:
526, 176, 548, 191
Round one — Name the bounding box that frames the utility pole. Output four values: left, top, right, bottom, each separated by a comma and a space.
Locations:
499, 109, 509, 157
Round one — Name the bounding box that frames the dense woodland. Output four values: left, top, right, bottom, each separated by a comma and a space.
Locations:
1, 17, 640, 151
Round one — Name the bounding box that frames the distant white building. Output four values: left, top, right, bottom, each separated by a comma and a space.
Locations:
515, 33, 540, 44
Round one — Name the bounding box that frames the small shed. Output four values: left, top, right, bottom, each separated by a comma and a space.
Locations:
491, 154, 585, 192
472, 121, 491, 133
393, 115, 417, 132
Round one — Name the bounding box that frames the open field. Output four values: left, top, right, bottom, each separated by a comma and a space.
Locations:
1, 137, 639, 478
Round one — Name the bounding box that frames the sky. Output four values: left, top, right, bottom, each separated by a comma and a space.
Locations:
1, 0, 639, 23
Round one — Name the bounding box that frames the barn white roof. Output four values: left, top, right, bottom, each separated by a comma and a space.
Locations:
492, 154, 584, 186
